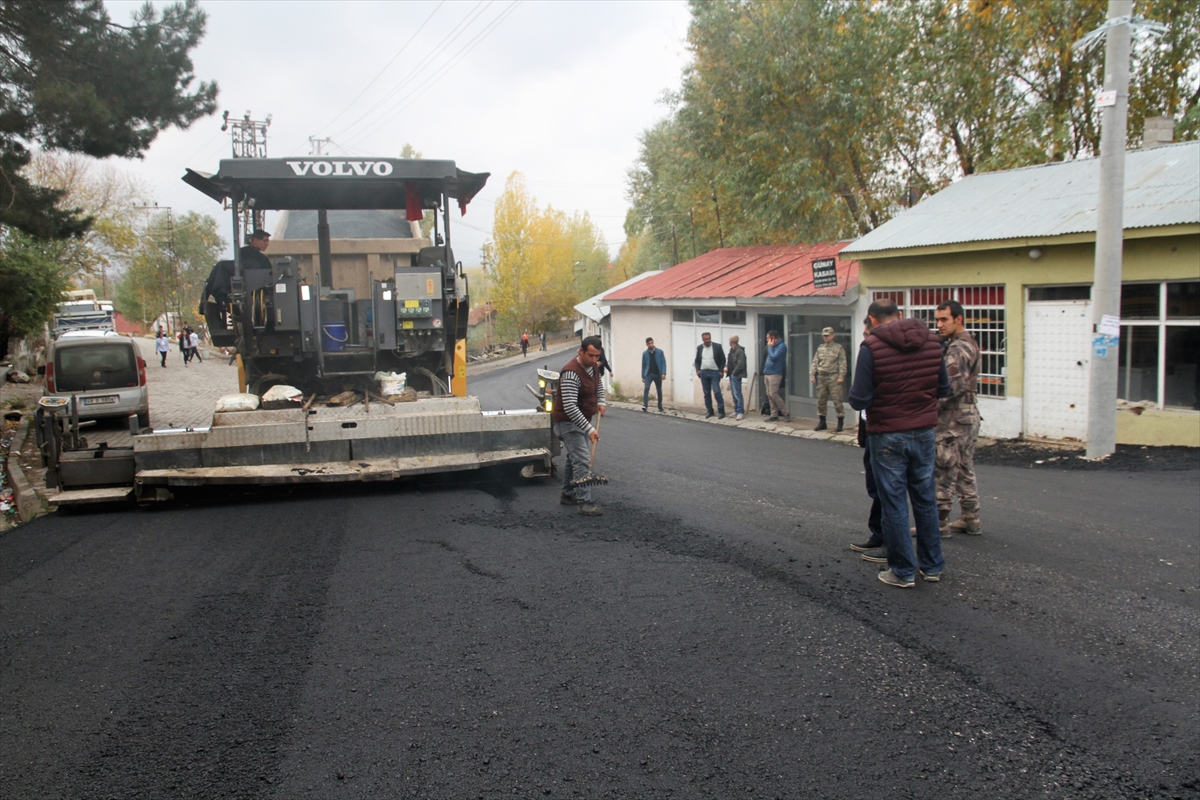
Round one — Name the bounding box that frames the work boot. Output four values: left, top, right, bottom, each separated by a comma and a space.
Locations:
814, 416, 827, 431
948, 511, 982, 535
836, 416, 844, 432
910, 511, 952, 537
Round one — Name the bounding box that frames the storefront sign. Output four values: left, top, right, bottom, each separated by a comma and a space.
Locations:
812, 258, 838, 289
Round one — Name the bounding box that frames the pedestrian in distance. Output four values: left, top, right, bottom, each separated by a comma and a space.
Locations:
598, 347, 614, 380
178, 328, 190, 365
155, 331, 170, 367
539, 330, 547, 351
693, 332, 726, 419
811, 326, 847, 432
848, 298, 950, 588
521, 331, 529, 358
763, 330, 789, 422
552, 335, 607, 516
188, 328, 203, 363
725, 334, 747, 420
642, 337, 666, 412
934, 300, 983, 536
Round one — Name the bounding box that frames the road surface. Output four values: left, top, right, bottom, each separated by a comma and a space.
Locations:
2, 357, 1197, 799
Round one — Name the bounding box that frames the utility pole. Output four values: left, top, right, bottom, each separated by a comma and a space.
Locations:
710, 186, 724, 249
1073, 2, 1164, 458
689, 207, 697, 258
222, 110, 272, 242
309, 136, 332, 155
671, 223, 679, 266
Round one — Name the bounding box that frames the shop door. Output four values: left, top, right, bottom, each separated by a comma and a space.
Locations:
755, 314, 785, 413
1025, 301, 1091, 441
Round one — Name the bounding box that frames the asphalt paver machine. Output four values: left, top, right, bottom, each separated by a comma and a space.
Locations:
44, 157, 554, 505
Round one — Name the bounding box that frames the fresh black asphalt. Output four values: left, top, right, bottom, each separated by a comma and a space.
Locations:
1, 357, 1197, 799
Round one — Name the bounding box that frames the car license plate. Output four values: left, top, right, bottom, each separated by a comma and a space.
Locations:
83, 395, 118, 406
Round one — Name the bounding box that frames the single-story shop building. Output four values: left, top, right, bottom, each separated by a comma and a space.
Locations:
842, 139, 1199, 446
601, 242, 860, 419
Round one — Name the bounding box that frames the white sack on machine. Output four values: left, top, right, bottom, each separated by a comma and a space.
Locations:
215, 393, 260, 413
261, 384, 304, 410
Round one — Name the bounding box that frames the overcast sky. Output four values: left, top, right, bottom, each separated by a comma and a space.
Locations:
103, 0, 692, 264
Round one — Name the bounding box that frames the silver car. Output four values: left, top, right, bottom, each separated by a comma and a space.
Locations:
44, 331, 150, 427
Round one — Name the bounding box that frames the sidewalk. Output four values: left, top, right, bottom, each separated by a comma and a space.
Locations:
467, 339, 578, 377
606, 395, 860, 446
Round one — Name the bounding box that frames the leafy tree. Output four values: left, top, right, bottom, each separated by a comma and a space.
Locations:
24, 150, 149, 295
485, 172, 610, 338
1, 0, 217, 238
116, 210, 224, 328
0, 229, 71, 357
627, 0, 1199, 252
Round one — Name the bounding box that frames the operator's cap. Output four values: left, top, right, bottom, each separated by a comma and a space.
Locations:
821, 326, 835, 336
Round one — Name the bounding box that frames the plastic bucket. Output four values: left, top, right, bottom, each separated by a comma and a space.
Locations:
321, 322, 348, 352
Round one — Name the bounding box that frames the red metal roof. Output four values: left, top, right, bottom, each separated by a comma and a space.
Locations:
603, 241, 858, 302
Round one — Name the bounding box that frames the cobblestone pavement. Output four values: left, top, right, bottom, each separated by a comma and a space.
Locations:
88, 338, 239, 448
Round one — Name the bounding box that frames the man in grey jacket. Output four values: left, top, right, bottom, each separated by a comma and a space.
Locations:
726, 334, 748, 420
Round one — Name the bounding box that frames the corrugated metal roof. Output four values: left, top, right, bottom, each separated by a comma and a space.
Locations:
603, 242, 859, 302
574, 270, 662, 322
843, 140, 1199, 255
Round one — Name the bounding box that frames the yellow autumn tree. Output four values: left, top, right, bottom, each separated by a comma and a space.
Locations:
486, 172, 609, 338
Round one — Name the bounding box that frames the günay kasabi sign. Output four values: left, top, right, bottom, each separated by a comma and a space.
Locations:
284, 160, 395, 176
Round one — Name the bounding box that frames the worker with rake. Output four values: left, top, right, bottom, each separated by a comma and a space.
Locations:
552, 335, 607, 517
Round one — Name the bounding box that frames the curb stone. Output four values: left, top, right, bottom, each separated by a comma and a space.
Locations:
7, 414, 41, 522
605, 400, 857, 447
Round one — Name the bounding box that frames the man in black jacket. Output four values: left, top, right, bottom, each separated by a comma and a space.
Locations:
693, 331, 727, 419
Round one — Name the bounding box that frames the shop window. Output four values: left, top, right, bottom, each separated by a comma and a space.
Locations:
1118, 326, 1159, 403
1028, 285, 1090, 301
872, 286, 1006, 397
672, 309, 693, 322
1167, 282, 1200, 318
1117, 281, 1200, 409
1120, 284, 1159, 319
695, 309, 720, 325
721, 310, 746, 326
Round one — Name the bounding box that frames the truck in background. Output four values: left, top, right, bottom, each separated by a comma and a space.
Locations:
53, 290, 115, 337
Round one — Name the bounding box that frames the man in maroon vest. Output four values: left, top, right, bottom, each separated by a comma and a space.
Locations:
848, 299, 950, 588
552, 335, 607, 516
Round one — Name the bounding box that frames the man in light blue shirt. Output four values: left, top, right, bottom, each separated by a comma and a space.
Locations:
763, 330, 789, 421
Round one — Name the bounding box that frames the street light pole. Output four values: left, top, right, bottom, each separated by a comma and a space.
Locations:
1085, 0, 1132, 459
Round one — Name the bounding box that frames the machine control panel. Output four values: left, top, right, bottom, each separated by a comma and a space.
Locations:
398, 299, 433, 318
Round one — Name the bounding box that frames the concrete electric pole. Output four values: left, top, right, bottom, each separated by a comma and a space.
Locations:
1075, 1, 1166, 459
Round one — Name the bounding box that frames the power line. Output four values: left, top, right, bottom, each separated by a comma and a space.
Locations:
345, 2, 521, 146
332, 1, 492, 141
313, 0, 447, 137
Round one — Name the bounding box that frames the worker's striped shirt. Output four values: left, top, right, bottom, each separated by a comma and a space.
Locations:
558, 365, 606, 434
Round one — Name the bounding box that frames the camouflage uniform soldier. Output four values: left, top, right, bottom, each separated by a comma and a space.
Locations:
934, 300, 982, 535
810, 326, 847, 431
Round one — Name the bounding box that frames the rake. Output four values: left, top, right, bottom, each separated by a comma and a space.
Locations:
568, 412, 608, 489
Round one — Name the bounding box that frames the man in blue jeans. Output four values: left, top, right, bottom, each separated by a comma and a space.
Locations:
725, 334, 747, 420
849, 300, 950, 588
642, 337, 666, 412
693, 332, 726, 419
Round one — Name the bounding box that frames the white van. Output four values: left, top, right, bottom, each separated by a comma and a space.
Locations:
43, 331, 150, 427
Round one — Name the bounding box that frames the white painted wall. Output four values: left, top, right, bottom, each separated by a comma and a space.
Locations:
609, 306, 672, 401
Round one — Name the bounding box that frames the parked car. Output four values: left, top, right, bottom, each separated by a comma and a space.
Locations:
42, 331, 149, 427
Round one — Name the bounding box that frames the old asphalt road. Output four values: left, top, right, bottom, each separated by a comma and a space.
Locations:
2, 357, 1197, 799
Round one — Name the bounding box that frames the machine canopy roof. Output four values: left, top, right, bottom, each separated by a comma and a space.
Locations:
182, 158, 489, 213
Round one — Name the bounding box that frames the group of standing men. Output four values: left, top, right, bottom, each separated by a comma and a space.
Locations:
847, 298, 983, 588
